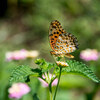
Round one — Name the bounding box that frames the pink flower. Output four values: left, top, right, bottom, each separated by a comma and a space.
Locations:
38, 73, 58, 87
80, 49, 99, 61
52, 78, 58, 86
5, 49, 39, 61
12, 49, 27, 60
8, 83, 30, 99
6, 49, 27, 61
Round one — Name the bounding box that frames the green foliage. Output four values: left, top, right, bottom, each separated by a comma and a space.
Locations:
35, 58, 100, 83
35, 59, 54, 73
62, 60, 100, 83
9, 65, 39, 84
9, 59, 100, 85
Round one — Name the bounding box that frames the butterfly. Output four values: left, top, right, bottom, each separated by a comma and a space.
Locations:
49, 20, 78, 58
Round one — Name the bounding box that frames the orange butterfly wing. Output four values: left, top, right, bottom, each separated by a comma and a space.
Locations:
49, 20, 78, 58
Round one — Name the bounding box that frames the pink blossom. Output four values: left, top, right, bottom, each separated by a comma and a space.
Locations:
8, 83, 30, 99
80, 49, 99, 61
52, 78, 58, 86
38, 78, 49, 87
5, 49, 39, 61
6, 49, 27, 61
12, 49, 27, 60
38, 73, 58, 87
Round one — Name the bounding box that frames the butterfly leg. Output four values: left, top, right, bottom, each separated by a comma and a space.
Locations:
65, 53, 74, 58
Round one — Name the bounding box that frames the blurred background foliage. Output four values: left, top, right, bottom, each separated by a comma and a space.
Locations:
0, 0, 100, 100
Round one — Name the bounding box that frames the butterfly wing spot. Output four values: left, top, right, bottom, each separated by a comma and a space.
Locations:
57, 39, 61, 43
52, 25, 56, 28
57, 32, 59, 34
66, 48, 69, 51
55, 46, 59, 49
56, 43, 60, 46
51, 38, 54, 40
63, 49, 66, 53
55, 36, 58, 38
67, 45, 69, 47
63, 43, 67, 46
49, 34, 53, 36
60, 46, 63, 49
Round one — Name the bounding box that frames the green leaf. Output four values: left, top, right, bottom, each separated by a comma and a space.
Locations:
35, 59, 45, 65
9, 65, 39, 84
61, 60, 100, 83
35, 59, 54, 72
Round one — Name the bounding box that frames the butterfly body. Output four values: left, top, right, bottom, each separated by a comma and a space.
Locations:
49, 20, 78, 58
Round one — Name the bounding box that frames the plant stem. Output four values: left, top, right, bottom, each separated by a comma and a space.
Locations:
53, 67, 62, 100
49, 83, 53, 100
